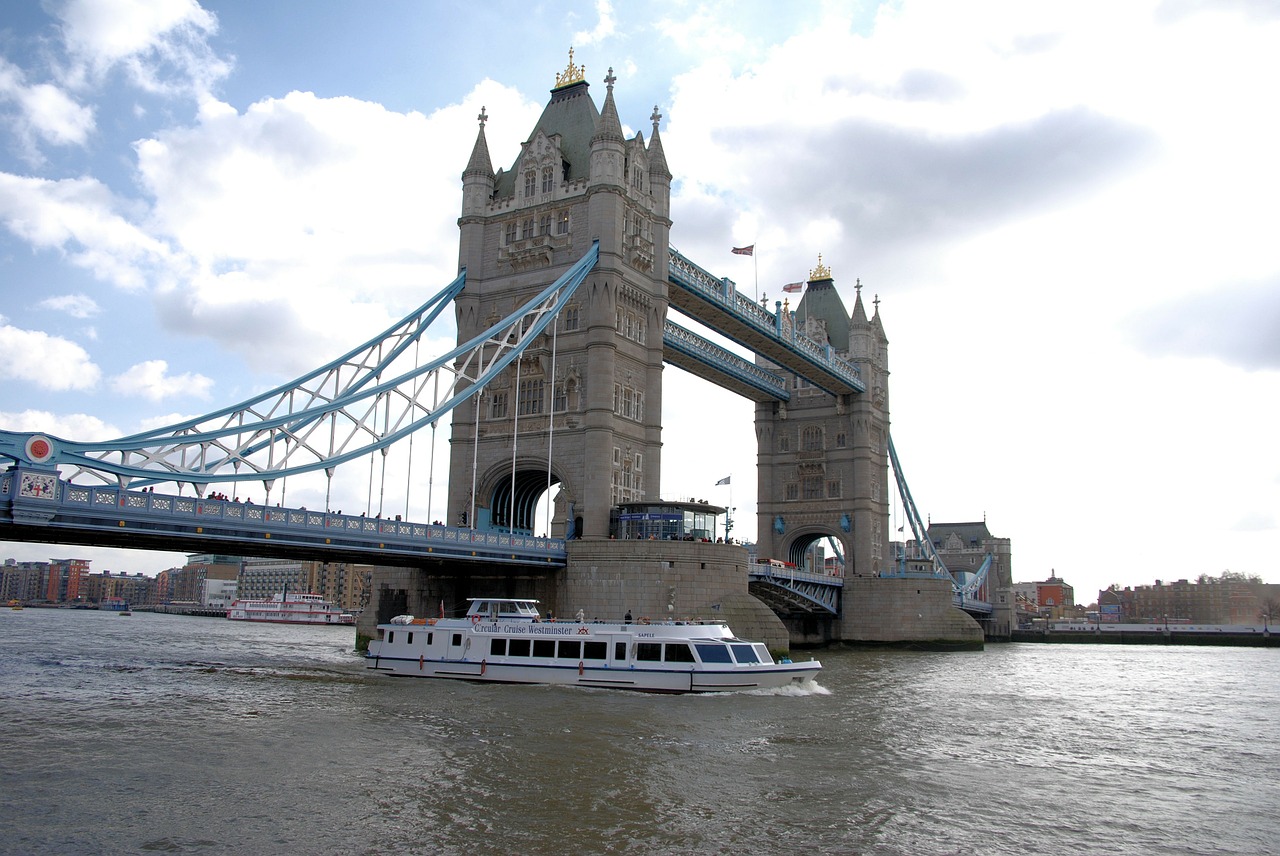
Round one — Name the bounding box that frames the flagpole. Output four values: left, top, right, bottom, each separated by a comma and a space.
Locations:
754, 249, 758, 302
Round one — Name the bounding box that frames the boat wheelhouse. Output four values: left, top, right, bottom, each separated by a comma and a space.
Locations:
366, 598, 820, 694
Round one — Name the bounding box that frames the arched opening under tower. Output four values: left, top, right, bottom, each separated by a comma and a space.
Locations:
785, 531, 848, 576
488, 469, 566, 538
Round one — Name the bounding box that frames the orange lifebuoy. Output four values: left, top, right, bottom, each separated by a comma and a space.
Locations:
578, 660, 584, 676
470, 614, 481, 625
480, 659, 487, 676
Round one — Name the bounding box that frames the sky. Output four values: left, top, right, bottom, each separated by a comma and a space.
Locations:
1, 0, 1277, 602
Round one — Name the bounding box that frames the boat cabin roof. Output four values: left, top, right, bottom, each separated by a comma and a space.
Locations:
465, 598, 541, 619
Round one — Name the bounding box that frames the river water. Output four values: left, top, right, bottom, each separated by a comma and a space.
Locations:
1, 608, 1276, 855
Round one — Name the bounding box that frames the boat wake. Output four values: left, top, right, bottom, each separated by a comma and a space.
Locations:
738, 680, 831, 698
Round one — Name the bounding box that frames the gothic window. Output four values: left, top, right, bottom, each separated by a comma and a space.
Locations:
522, 218, 534, 239
836, 431, 847, 449
779, 432, 791, 452
552, 383, 567, 412
802, 473, 824, 500
562, 306, 579, 331
634, 453, 642, 473
615, 308, 645, 344
524, 171, 536, 197
517, 379, 544, 416
827, 480, 842, 498
785, 483, 799, 501
557, 211, 569, 234
871, 427, 882, 453
505, 222, 517, 244
490, 392, 508, 420
539, 214, 552, 235
541, 166, 554, 193
802, 426, 823, 452
613, 383, 643, 422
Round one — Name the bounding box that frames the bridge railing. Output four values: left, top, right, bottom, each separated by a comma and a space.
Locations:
36, 477, 567, 560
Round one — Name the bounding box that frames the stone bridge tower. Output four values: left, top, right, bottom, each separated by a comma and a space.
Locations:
754, 261, 893, 579
448, 55, 672, 540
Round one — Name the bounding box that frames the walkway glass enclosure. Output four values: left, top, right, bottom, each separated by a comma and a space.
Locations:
613, 501, 727, 541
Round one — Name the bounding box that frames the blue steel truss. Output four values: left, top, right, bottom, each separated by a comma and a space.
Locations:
667, 247, 864, 395
747, 564, 842, 614
0, 243, 598, 492
662, 320, 789, 401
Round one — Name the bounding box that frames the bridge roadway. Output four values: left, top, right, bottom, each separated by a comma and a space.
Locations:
0, 468, 565, 569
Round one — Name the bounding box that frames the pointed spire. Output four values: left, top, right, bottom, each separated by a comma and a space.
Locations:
592, 67, 625, 144
463, 105, 493, 178
851, 277, 868, 324
871, 291, 888, 342
647, 104, 671, 179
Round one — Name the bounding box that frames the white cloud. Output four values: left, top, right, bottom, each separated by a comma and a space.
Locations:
0, 58, 95, 158
54, 0, 228, 99
0, 322, 101, 391
572, 0, 616, 47
110, 359, 213, 401
39, 293, 101, 319
132, 81, 540, 375
0, 173, 177, 290
1232, 512, 1276, 532
0, 408, 119, 440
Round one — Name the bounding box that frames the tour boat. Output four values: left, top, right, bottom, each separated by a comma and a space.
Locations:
365, 598, 821, 693
226, 592, 355, 625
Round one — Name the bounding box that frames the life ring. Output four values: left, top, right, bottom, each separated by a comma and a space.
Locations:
577, 625, 589, 635
480, 659, 487, 676
470, 614, 481, 625
578, 660, 584, 676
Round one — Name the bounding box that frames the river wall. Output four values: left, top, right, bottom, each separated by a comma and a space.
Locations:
1013, 628, 1279, 647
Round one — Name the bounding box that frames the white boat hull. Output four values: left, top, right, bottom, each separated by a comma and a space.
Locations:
366, 607, 821, 694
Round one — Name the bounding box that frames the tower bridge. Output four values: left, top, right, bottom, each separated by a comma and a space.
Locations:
0, 56, 1011, 648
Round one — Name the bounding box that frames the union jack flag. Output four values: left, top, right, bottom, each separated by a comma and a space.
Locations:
731, 245, 754, 256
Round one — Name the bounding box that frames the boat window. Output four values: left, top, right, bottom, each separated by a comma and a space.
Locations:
376, 629, 385, 640
387, 631, 395, 644
558, 640, 582, 659
694, 643, 733, 663
490, 638, 507, 656
752, 644, 774, 664
406, 632, 413, 644
427, 633, 433, 645
533, 639, 555, 658
583, 641, 607, 660
636, 643, 662, 662
664, 643, 696, 663
614, 642, 627, 661
451, 633, 462, 647
509, 639, 530, 657
730, 644, 760, 664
